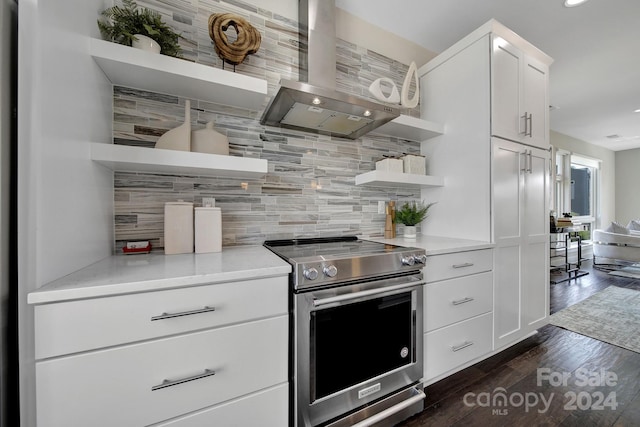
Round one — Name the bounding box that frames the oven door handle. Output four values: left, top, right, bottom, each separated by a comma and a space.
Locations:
313, 281, 425, 307
350, 387, 426, 427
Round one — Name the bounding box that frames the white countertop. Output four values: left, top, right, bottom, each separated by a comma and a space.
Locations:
28, 246, 291, 304
369, 234, 494, 255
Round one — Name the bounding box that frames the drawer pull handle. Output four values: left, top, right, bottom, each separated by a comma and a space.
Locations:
452, 297, 474, 306
451, 341, 474, 352
151, 306, 216, 321
452, 262, 474, 269
152, 369, 216, 391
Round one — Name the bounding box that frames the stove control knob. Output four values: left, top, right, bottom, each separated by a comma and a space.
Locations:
303, 267, 319, 280
414, 254, 427, 264
323, 265, 338, 278
402, 256, 415, 266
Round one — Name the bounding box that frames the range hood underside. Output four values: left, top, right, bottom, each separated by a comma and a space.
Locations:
260, 80, 400, 140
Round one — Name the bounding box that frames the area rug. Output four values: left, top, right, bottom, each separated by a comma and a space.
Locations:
608, 265, 640, 279
549, 286, 640, 353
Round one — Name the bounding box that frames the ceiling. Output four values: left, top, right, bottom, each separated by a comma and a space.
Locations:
336, 0, 640, 151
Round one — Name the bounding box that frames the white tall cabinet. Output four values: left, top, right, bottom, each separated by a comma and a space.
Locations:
419, 20, 552, 354
493, 139, 550, 349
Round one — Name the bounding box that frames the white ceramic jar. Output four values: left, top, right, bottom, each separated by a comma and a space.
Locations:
194, 207, 222, 253
164, 202, 194, 254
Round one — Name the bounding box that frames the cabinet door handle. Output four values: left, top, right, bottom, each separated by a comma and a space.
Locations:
452, 297, 474, 306
521, 150, 533, 174
151, 369, 216, 391
451, 341, 474, 352
520, 112, 528, 135
151, 306, 216, 321
527, 113, 533, 138
452, 262, 474, 269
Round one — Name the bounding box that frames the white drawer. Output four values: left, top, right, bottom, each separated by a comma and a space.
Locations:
34, 276, 288, 359
36, 316, 288, 427
153, 383, 288, 427
424, 249, 493, 283
424, 312, 492, 381
425, 271, 493, 332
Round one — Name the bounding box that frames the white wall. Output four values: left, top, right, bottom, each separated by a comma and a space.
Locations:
336, 8, 437, 67
550, 130, 616, 228
615, 148, 640, 224
18, 0, 114, 423
419, 36, 492, 242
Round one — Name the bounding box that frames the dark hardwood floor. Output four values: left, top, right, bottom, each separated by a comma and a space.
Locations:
398, 260, 640, 426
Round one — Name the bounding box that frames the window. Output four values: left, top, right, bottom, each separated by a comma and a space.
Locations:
571, 164, 593, 217
553, 150, 600, 237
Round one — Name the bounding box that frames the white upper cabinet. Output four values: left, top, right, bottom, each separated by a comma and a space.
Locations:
491, 35, 550, 148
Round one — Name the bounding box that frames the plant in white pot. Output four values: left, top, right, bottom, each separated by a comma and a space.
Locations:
395, 201, 436, 239
97, 0, 182, 57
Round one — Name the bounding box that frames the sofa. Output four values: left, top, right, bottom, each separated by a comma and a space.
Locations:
593, 220, 640, 266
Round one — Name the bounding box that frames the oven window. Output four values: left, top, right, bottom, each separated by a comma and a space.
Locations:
311, 292, 413, 401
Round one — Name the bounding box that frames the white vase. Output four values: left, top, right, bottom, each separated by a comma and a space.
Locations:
132, 34, 161, 54
401, 61, 419, 108
155, 100, 191, 151
404, 225, 417, 240
368, 77, 400, 104
191, 121, 229, 155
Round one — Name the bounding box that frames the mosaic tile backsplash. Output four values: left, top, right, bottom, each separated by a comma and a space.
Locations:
113, 0, 425, 249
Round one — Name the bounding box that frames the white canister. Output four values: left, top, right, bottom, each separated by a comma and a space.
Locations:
375, 158, 403, 173
402, 154, 426, 175
164, 202, 194, 254
195, 207, 222, 253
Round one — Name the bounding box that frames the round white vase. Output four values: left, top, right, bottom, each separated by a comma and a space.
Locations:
132, 34, 161, 54
404, 225, 417, 240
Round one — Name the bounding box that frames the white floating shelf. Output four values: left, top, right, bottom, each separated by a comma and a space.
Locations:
90, 39, 269, 110
355, 170, 444, 188
373, 115, 444, 142
91, 143, 267, 178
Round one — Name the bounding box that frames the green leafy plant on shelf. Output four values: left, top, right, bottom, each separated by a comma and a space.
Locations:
97, 0, 182, 57
395, 201, 437, 226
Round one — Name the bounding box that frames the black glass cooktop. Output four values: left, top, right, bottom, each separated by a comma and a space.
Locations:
264, 236, 412, 262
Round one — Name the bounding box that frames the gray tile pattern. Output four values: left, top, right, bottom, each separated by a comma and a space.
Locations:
112, 0, 425, 250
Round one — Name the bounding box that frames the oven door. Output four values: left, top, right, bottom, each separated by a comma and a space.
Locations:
294, 273, 424, 427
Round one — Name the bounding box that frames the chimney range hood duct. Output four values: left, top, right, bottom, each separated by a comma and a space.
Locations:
260, 0, 400, 139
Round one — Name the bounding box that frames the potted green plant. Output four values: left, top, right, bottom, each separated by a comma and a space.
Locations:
395, 200, 436, 239
97, 0, 182, 57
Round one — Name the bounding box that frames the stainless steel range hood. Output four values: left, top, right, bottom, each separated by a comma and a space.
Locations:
260, 0, 400, 139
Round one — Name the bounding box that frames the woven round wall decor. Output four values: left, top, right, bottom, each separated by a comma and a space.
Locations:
208, 13, 261, 66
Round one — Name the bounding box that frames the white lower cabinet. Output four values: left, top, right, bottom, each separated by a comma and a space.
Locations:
425, 313, 493, 380
34, 276, 288, 359
32, 277, 289, 427
153, 383, 289, 427
424, 272, 493, 332
423, 249, 494, 383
